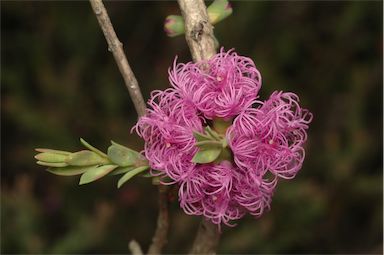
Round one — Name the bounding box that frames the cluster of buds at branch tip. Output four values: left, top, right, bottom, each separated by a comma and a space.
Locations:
164, 0, 232, 37
35, 138, 150, 188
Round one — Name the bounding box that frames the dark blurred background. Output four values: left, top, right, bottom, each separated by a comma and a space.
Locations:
1, 1, 383, 254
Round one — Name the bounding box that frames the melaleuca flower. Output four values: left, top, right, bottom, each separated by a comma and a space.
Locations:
168, 48, 262, 119
135, 49, 312, 227
227, 91, 313, 180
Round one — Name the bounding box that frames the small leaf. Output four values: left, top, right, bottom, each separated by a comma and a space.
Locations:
80, 138, 108, 158
140, 172, 153, 178
47, 166, 95, 176
35, 148, 71, 155
193, 131, 212, 142
108, 141, 143, 167
66, 150, 108, 166
195, 140, 223, 148
205, 126, 221, 141
79, 164, 118, 185
110, 166, 136, 175
37, 161, 68, 167
192, 147, 222, 164
35, 152, 68, 163
117, 166, 149, 188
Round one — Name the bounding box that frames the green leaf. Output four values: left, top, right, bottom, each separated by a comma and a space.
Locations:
110, 166, 136, 175
35, 148, 71, 155
193, 130, 212, 142
108, 141, 143, 167
140, 172, 153, 178
80, 138, 108, 158
66, 150, 108, 166
117, 166, 149, 188
79, 165, 118, 185
192, 147, 222, 164
195, 140, 223, 148
35, 152, 68, 163
205, 126, 221, 141
37, 161, 68, 167
47, 166, 95, 176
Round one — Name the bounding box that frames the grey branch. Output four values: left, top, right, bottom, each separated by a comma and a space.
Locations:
177, 0, 221, 254
89, 1, 169, 254
147, 185, 170, 255
177, 0, 216, 63
89, 0, 146, 117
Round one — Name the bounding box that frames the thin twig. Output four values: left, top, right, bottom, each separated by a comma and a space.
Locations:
89, 1, 169, 254
129, 240, 144, 255
147, 185, 170, 255
89, 0, 146, 117
177, 0, 221, 254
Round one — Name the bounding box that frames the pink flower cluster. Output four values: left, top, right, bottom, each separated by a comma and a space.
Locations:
135, 49, 312, 226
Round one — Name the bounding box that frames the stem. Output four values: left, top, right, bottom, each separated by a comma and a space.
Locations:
147, 185, 170, 255
177, 0, 216, 63
89, 0, 146, 117
177, 0, 221, 253
89, 1, 169, 253
129, 240, 144, 255
190, 220, 220, 255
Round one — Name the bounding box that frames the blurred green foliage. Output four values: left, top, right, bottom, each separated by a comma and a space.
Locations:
1, 1, 382, 254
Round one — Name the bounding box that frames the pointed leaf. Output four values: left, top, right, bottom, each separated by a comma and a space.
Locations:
47, 165, 95, 176
35, 152, 68, 163
140, 172, 153, 178
193, 131, 212, 142
192, 147, 222, 164
195, 140, 223, 148
66, 150, 108, 166
205, 126, 222, 141
110, 166, 136, 175
117, 166, 149, 188
37, 161, 68, 167
35, 148, 71, 155
108, 141, 143, 167
79, 164, 118, 185
80, 138, 108, 158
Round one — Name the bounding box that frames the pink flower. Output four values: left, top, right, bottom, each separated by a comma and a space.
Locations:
227, 91, 313, 180
135, 49, 312, 226
169, 48, 262, 119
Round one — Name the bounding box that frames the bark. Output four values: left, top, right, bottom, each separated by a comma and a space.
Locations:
89, 0, 146, 117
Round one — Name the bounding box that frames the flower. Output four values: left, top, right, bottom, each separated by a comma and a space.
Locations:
168, 48, 262, 119
227, 91, 313, 180
135, 49, 312, 226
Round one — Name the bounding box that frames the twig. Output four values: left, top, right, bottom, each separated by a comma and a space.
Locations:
129, 240, 144, 255
89, 1, 169, 254
89, 0, 146, 117
147, 185, 170, 255
177, 0, 221, 254
189, 220, 220, 255
177, 0, 216, 63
